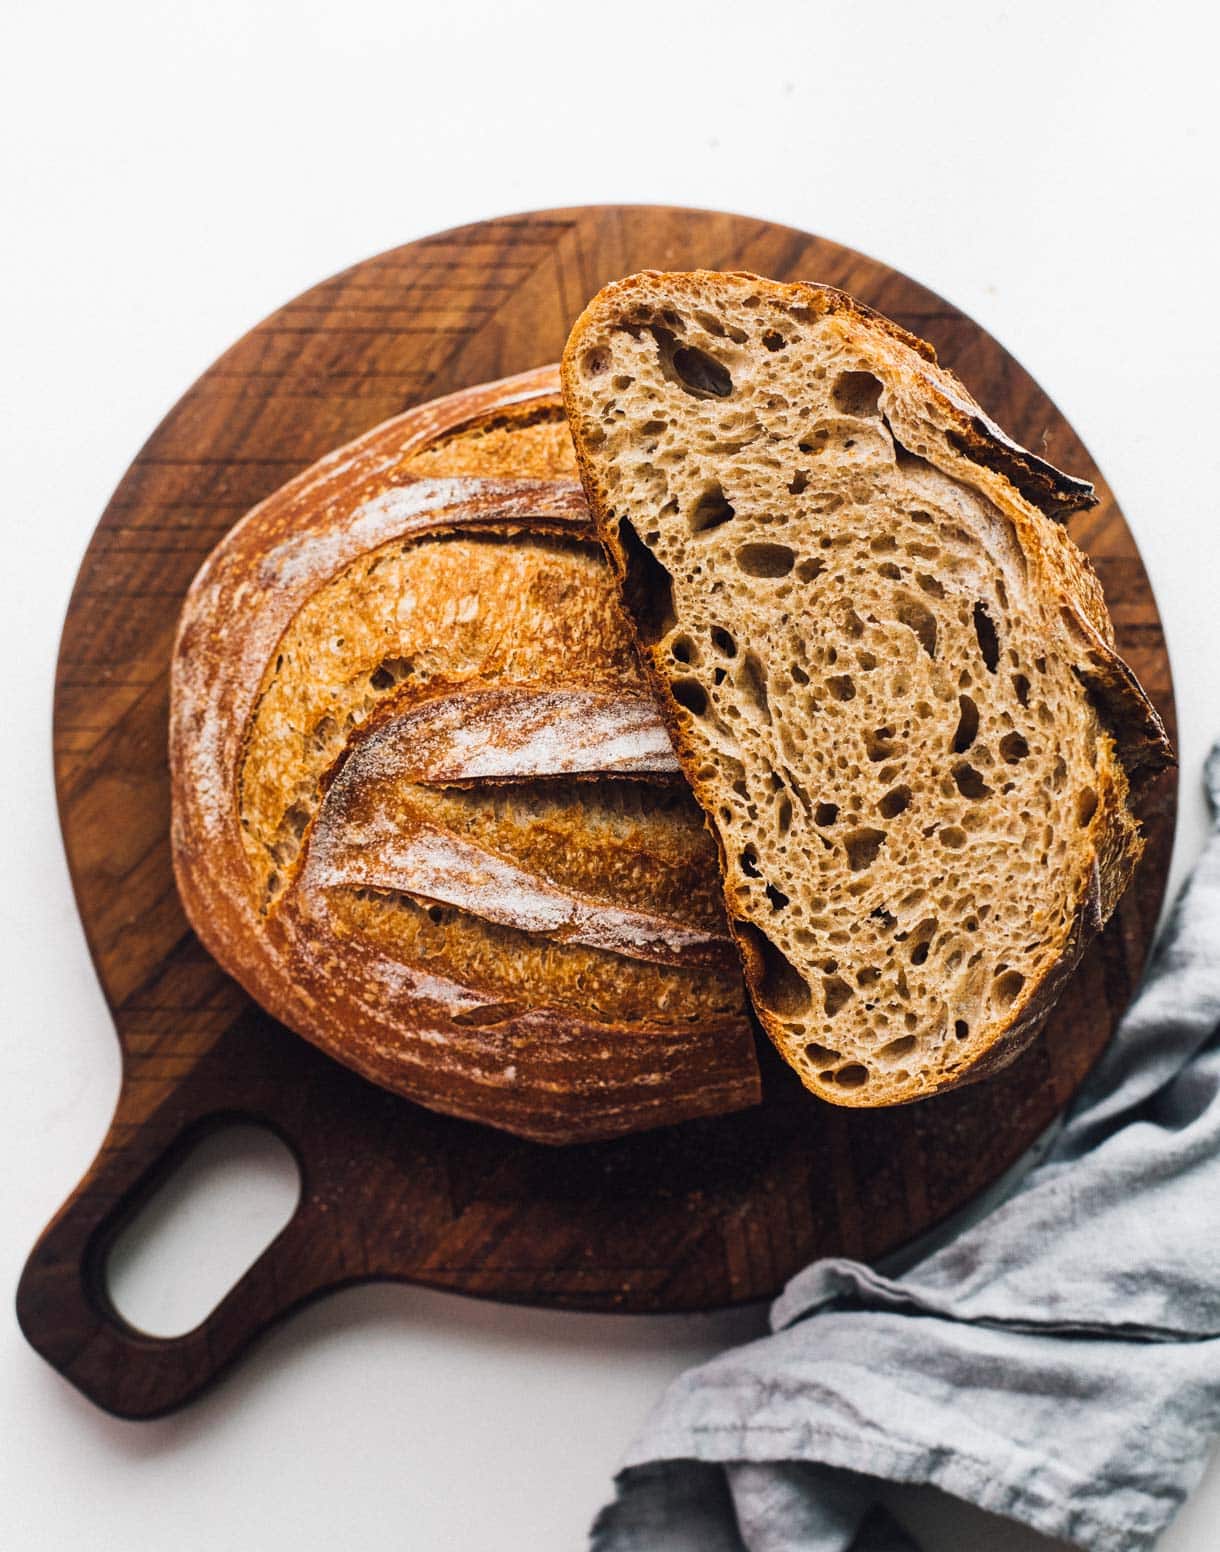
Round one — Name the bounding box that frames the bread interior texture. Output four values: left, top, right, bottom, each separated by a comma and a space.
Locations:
565, 275, 1138, 1103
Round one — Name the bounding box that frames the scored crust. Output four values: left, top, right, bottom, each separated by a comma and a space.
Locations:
561, 271, 1174, 1106
170, 366, 761, 1144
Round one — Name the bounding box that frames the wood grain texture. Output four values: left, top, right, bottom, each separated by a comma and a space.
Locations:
17, 206, 1176, 1419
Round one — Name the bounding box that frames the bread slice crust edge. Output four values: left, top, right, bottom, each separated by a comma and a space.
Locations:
561, 270, 1174, 1106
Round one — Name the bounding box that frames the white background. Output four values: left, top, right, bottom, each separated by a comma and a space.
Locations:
3, 2, 1219, 1547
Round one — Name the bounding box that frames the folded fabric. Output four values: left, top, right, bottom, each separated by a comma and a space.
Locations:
592, 744, 1220, 1552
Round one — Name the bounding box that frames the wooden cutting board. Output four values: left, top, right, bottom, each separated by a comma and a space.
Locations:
17, 206, 1176, 1419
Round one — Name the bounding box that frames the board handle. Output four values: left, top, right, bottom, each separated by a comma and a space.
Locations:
16, 1109, 343, 1420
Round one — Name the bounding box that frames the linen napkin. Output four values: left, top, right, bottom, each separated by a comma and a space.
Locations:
592, 744, 1220, 1552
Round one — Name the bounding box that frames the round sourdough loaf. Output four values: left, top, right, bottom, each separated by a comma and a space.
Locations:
170, 367, 761, 1144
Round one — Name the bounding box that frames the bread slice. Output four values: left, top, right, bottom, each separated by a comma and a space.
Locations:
561, 272, 1173, 1105
171, 366, 760, 1144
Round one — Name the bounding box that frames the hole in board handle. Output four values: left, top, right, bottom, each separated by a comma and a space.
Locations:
104, 1123, 301, 1338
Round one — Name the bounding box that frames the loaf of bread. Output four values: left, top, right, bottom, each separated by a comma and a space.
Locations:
561, 271, 1173, 1105
170, 366, 761, 1144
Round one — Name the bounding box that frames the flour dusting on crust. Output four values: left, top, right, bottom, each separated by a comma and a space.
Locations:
168, 366, 762, 1145
301, 816, 734, 970
341, 684, 678, 786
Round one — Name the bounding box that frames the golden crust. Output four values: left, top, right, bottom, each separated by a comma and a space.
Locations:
170, 366, 761, 1144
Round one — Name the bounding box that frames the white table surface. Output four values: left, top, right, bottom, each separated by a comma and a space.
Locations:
3, 2, 1218, 1547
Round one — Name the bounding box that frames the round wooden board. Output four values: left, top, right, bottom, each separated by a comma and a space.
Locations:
18, 206, 1176, 1419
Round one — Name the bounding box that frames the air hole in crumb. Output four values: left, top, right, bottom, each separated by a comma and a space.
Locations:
1013, 672, 1031, 706
737, 542, 796, 578
765, 883, 790, 911
804, 1042, 840, 1065
999, 732, 1030, 763
672, 344, 734, 398
687, 309, 727, 337
369, 655, 412, 691
879, 1035, 918, 1063
689, 483, 735, 534
311, 714, 339, 750
738, 651, 771, 722
952, 694, 979, 754
827, 674, 856, 702
973, 601, 1000, 672
831, 370, 883, 416
896, 594, 937, 657
952, 763, 992, 800
815, 802, 839, 826
737, 922, 811, 1016
672, 678, 709, 717
281, 802, 309, 839
917, 573, 946, 598
1077, 787, 1099, 827
954, 1020, 970, 1040
909, 919, 937, 966
710, 625, 737, 658
940, 826, 967, 848
823, 975, 854, 1016
878, 785, 911, 818
581, 346, 610, 378
789, 470, 810, 494
879, 561, 902, 581
739, 844, 761, 878
865, 726, 898, 762
796, 557, 825, 584
762, 330, 787, 351
834, 1063, 869, 1088
844, 827, 886, 871
618, 517, 676, 642
777, 794, 793, 834
993, 970, 1026, 1006
671, 634, 698, 665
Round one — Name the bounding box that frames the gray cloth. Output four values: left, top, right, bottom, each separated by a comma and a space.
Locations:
592, 744, 1220, 1552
